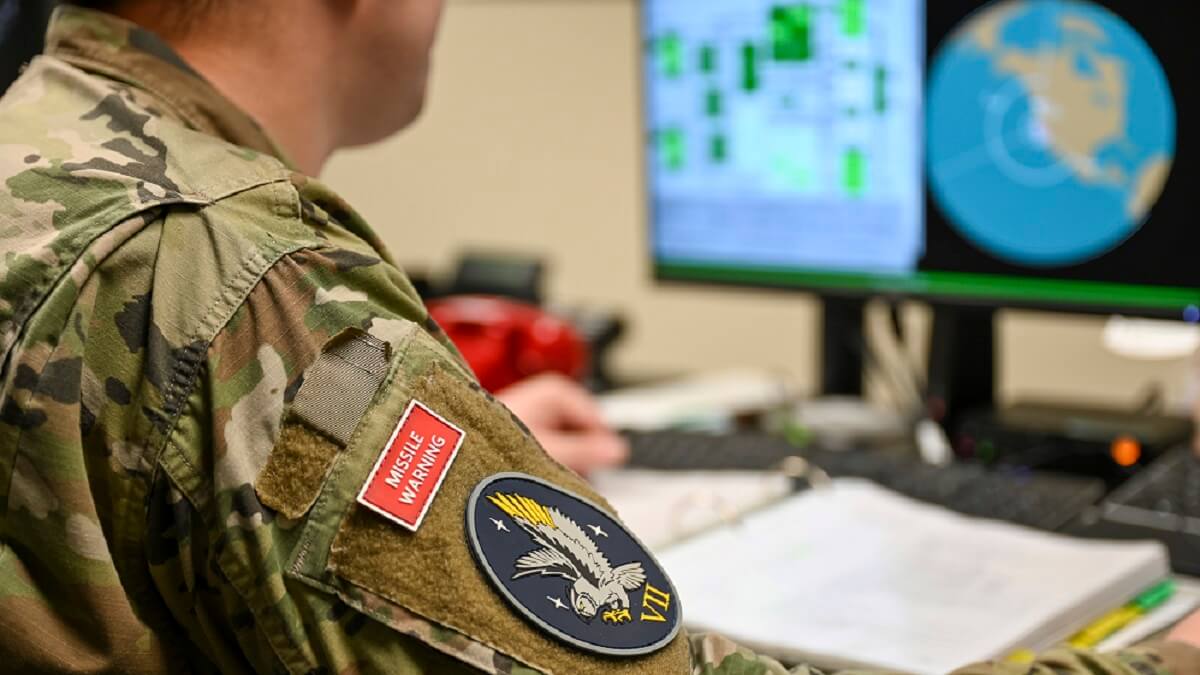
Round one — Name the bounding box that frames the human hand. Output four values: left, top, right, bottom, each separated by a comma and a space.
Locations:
496, 373, 629, 477
1168, 608, 1200, 647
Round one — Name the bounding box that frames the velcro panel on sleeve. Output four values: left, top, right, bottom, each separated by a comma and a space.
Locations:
289, 329, 390, 445
316, 360, 691, 675
255, 424, 341, 519
255, 329, 390, 519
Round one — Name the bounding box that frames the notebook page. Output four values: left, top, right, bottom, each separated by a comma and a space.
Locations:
659, 480, 1167, 674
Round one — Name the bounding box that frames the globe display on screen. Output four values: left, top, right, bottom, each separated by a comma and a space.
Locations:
927, 0, 1175, 266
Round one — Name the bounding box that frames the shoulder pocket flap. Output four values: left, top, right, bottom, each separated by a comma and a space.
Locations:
255, 328, 392, 520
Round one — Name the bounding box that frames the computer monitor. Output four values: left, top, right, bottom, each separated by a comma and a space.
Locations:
640, 0, 1196, 419
643, 0, 1195, 315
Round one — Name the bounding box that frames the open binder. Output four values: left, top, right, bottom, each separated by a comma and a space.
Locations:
629, 478, 1170, 674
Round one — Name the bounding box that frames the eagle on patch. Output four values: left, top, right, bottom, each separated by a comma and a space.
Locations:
487, 492, 646, 625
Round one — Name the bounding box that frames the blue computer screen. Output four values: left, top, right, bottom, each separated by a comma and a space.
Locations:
644, 0, 925, 275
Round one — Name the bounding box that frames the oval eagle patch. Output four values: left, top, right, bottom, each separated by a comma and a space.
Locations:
466, 472, 682, 656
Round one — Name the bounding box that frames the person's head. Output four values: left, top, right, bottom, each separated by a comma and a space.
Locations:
71, 0, 446, 161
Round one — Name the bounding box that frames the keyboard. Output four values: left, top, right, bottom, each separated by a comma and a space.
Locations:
624, 429, 1107, 532
1068, 446, 1200, 575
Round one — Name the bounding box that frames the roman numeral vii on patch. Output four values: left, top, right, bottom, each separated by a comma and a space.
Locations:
640, 583, 672, 622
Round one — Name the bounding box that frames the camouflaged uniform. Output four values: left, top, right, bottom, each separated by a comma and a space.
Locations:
1, 7, 1198, 675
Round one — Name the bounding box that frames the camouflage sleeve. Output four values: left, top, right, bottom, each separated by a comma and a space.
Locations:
145, 239, 504, 673
949, 642, 1200, 675
145, 219, 701, 674
688, 632, 1200, 675
688, 632, 831, 674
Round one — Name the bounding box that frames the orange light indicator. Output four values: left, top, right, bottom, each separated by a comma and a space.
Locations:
1111, 436, 1141, 467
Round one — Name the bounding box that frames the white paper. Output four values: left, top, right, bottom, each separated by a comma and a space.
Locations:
659, 480, 1168, 674
597, 370, 795, 430
592, 469, 792, 550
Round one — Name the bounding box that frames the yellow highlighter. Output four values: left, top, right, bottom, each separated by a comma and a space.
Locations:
1067, 580, 1176, 649
1003, 581, 1174, 661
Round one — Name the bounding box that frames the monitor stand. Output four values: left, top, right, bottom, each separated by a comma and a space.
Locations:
926, 304, 996, 434
820, 297, 866, 397
820, 298, 995, 433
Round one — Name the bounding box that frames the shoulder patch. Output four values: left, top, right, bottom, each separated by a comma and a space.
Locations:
466, 472, 682, 657
357, 400, 465, 531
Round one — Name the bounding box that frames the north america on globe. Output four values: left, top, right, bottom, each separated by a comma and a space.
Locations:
927, 0, 1175, 266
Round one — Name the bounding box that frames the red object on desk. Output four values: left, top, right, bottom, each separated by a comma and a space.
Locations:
426, 295, 589, 393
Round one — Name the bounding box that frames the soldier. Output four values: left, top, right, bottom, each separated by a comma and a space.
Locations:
0, 1, 1197, 673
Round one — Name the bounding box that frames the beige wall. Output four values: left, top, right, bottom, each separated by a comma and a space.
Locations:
324, 0, 1195, 411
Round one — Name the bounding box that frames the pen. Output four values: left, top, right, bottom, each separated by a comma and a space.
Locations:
1066, 580, 1176, 648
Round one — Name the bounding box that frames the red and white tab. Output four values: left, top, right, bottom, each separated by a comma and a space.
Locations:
357, 400, 466, 531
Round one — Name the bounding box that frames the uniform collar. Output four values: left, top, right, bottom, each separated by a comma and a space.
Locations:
45, 5, 298, 170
